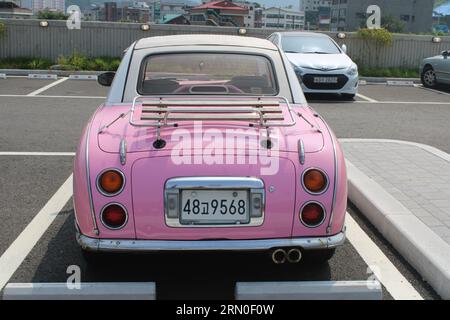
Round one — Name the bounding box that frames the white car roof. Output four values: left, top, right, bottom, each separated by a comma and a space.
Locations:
276, 31, 331, 38
135, 34, 278, 51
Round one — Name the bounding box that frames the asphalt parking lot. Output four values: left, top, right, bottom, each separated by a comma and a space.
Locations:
0, 77, 449, 300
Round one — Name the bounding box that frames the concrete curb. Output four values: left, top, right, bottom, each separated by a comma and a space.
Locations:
235, 281, 382, 300
360, 76, 421, 84
0, 69, 107, 77
2, 282, 156, 300
342, 139, 450, 299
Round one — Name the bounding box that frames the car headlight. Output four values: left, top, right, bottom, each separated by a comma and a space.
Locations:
347, 64, 358, 76
291, 64, 303, 82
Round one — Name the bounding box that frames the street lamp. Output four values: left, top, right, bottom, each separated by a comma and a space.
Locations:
238, 28, 247, 35
140, 24, 150, 31
432, 37, 442, 43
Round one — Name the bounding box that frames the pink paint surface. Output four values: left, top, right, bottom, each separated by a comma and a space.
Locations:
74, 101, 347, 240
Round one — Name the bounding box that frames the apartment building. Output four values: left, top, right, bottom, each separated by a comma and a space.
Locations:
300, 0, 331, 12
262, 7, 305, 30
32, 0, 65, 13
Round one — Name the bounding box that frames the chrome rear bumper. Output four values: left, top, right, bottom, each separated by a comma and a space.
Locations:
76, 230, 346, 253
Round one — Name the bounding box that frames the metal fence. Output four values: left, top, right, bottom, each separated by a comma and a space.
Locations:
0, 18, 449, 68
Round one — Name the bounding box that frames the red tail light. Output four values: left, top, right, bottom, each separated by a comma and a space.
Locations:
300, 202, 325, 227
101, 203, 128, 229
97, 169, 125, 196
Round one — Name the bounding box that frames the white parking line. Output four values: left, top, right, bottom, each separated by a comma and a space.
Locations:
354, 101, 450, 105
0, 175, 73, 291
415, 84, 450, 96
0, 152, 75, 156
356, 93, 378, 102
27, 77, 69, 96
345, 214, 423, 300
0, 94, 105, 99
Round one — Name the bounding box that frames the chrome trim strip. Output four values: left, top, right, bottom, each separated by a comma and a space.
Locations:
165, 177, 264, 190
301, 167, 330, 195
85, 120, 99, 235
298, 139, 305, 165
164, 177, 265, 228
76, 231, 346, 252
320, 118, 338, 235
299, 201, 327, 228
96, 168, 126, 197
99, 202, 129, 230
120, 139, 126, 165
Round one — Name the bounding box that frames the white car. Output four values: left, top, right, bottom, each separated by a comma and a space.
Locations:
420, 50, 450, 88
268, 32, 358, 99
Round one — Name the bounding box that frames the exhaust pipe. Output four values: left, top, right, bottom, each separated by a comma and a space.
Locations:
271, 249, 287, 264
287, 248, 302, 263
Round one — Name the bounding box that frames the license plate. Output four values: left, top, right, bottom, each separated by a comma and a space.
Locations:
314, 77, 338, 83
180, 190, 249, 225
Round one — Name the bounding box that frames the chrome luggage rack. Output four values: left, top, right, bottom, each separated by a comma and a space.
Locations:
128, 95, 297, 141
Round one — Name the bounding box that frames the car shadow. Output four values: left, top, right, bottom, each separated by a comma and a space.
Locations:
434, 84, 450, 94
305, 93, 355, 103
31, 210, 333, 300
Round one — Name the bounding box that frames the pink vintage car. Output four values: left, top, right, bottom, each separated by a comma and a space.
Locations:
74, 35, 347, 265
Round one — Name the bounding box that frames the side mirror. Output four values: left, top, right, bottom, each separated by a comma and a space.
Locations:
97, 71, 115, 87
441, 50, 449, 58
341, 44, 347, 54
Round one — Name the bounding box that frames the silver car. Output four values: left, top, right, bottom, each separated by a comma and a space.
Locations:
268, 32, 359, 99
420, 50, 450, 88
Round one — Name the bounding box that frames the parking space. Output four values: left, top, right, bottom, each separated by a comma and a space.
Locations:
5, 206, 378, 299
0, 78, 448, 300
357, 84, 450, 103
0, 96, 100, 152
0, 78, 55, 95
0, 157, 73, 256
42, 79, 109, 97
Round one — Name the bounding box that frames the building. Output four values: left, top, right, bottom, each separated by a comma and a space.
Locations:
97, 2, 151, 22
0, 1, 33, 18
32, 0, 65, 13
233, 1, 259, 27
330, 0, 434, 33
83, 5, 101, 21
160, 13, 190, 24
147, 0, 160, 22
159, 0, 186, 17
189, 1, 249, 27
254, 6, 263, 28
262, 7, 305, 30
103, 1, 117, 21
300, 0, 331, 12
300, 0, 331, 30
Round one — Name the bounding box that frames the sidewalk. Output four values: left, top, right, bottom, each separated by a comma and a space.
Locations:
341, 139, 450, 299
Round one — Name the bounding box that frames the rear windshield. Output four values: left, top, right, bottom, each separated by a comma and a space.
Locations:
281, 36, 341, 54
138, 53, 278, 96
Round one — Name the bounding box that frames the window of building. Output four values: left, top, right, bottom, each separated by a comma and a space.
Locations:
400, 15, 410, 22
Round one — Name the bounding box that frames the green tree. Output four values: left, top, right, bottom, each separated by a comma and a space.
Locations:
0, 22, 5, 37
37, 10, 69, 20
357, 28, 393, 67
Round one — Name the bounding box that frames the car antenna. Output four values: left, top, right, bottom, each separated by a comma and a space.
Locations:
98, 110, 131, 134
